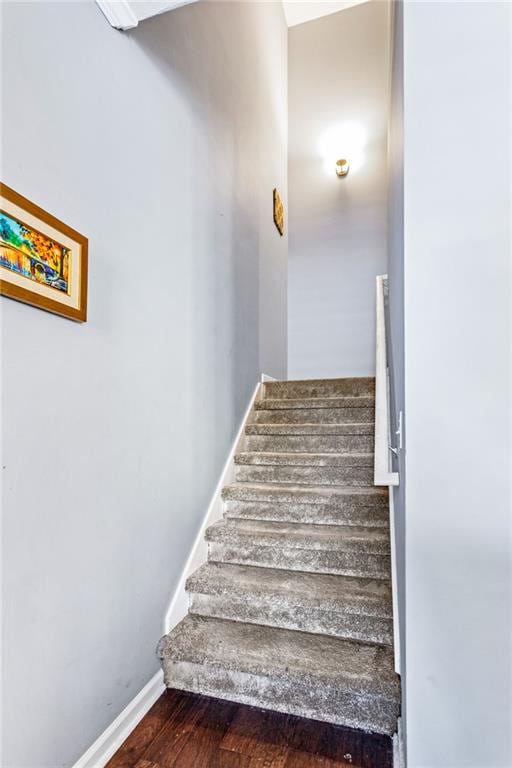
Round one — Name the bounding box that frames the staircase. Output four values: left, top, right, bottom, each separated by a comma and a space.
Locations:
158, 377, 400, 736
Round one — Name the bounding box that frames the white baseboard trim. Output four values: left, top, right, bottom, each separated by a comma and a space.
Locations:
393, 717, 405, 768
163, 375, 269, 633
72, 671, 165, 768
260, 373, 278, 383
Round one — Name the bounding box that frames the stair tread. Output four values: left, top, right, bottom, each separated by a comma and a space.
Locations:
267, 377, 375, 386
187, 561, 392, 617
235, 451, 374, 467
222, 482, 388, 505
256, 396, 374, 411
206, 519, 390, 554
246, 423, 375, 435
254, 408, 374, 425
159, 615, 399, 699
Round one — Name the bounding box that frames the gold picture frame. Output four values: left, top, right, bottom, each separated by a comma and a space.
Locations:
0, 183, 88, 322
273, 188, 284, 237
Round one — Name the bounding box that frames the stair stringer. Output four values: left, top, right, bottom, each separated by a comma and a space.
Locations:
163, 374, 276, 634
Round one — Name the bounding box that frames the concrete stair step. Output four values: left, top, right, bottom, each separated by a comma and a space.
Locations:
254, 407, 375, 425
206, 519, 390, 579
186, 561, 393, 645
158, 615, 400, 735
235, 462, 374, 486
263, 377, 375, 400
256, 396, 374, 411
244, 433, 374, 454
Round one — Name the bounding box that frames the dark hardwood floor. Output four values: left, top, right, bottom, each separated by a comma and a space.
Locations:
106, 689, 393, 768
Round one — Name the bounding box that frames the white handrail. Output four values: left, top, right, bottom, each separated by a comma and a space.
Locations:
374, 275, 399, 487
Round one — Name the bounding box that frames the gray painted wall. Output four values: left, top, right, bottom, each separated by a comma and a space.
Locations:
0, 2, 287, 766
288, 1, 389, 379
403, 2, 511, 766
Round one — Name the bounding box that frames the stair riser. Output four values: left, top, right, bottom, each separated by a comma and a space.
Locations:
236, 454, 373, 468
224, 500, 388, 527
263, 379, 375, 399
209, 543, 391, 579
256, 397, 374, 411
161, 661, 398, 735
189, 593, 393, 646
244, 435, 374, 454
222, 486, 389, 507
246, 423, 375, 436
254, 408, 375, 425
235, 464, 374, 486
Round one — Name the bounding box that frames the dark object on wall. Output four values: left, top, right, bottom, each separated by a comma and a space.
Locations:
0, 183, 88, 322
273, 188, 285, 236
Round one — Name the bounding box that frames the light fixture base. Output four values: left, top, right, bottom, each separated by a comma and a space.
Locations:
335, 158, 350, 177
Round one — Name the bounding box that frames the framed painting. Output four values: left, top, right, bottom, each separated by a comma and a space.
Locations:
0, 183, 88, 322
273, 188, 284, 237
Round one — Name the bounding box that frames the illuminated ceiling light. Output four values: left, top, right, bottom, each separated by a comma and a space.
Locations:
335, 159, 350, 178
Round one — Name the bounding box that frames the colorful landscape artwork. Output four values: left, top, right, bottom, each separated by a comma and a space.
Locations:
0, 210, 70, 294
0, 183, 88, 322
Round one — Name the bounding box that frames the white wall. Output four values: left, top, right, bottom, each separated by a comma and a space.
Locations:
403, 2, 512, 766
288, 0, 389, 379
0, 2, 287, 766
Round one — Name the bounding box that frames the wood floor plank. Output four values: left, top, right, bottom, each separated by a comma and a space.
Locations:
247, 752, 290, 768
108, 690, 393, 768
285, 715, 364, 765
139, 692, 213, 767
168, 697, 239, 768
105, 690, 182, 768
361, 732, 393, 768
216, 750, 253, 768
134, 761, 161, 768
283, 750, 351, 768
221, 704, 290, 758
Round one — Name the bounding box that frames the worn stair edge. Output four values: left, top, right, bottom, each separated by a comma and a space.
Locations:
187, 561, 392, 619
222, 483, 389, 507
205, 520, 390, 555
209, 542, 390, 579
254, 408, 375, 425
246, 423, 375, 436
190, 593, 393, 646
158, 615, 399, 734
224, 500, 388, 528
263, 377, 376, 399
235, 452, 374, 467
158, 615, 398, 700
235, 464, 374, 486
255, 396, 374, 411
161, 661, 398, 735
244, 434, 374, 454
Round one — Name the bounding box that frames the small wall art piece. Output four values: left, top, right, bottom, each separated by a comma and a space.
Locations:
0, 183, 88, 322
273, 188, 284, 237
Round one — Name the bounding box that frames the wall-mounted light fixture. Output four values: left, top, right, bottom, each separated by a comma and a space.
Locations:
335, 159, 350, 178
318, 121, 366, 178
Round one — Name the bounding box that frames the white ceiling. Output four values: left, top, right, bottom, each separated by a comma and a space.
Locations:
282, 0, 370, 28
